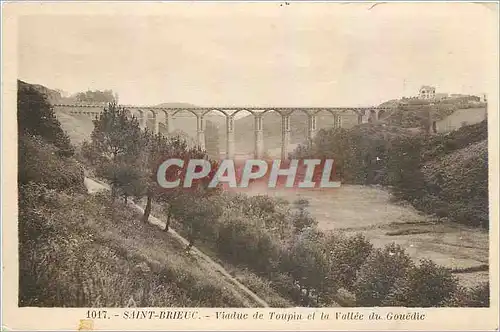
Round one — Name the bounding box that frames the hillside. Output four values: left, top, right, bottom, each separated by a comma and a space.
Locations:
380, 95, 486, 131
18, 80, 267, 307
292, 114, 489, 228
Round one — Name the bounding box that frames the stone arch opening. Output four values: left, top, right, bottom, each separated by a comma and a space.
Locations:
169, 109, 199, 148
157, 109, 173, 136
287, 109, 319, 148
202, 109, 229, 160
228, 109, 254, 159
313, 109, 339, 131
378, 109, 386, 121
368, 109, 377, 123
257, 109, 284, 159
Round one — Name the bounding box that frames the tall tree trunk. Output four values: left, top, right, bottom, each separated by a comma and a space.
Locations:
163, 209, 172, 232
188, 231, 194, 248
142, 194, 152, 223
111, 185, 117, 202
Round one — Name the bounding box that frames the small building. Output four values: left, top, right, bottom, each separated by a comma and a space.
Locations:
419, 85, 436, 100
480, 93, 487, 103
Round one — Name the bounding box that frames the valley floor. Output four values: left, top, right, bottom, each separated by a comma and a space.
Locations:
238, 184, 489, 288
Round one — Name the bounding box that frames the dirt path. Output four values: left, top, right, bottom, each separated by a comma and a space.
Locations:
83, 177, 270, 308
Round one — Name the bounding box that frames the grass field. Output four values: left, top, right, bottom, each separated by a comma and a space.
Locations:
240, 184, 489, 288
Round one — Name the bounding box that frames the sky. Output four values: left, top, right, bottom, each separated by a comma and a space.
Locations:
17, 2, 498, 107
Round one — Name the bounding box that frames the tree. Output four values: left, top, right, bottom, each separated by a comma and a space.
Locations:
323, 233, 373, 292
282, 228, 330, 306
90, 103, 143, 162
291, 199, 317, 233
89, 103, 146, 200
169, 191, 222, 248
17, 80, 74, 156
97, 161, 147, 204
446, 282, 489, 307
353, 243, 413, 306
74, 89, 116, 103
386, 135, 427, 201
139, 132, 211, 224
383, 259, 458, 307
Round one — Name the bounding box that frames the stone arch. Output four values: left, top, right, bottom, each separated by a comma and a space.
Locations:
311, 108, 339, 130
232, 109, 255, 118
133, 109, 144, 119
202, 108, 228, 117
378, 109, 386, 120
157, 109, 174, 135
172, 109, 199, 117
261, 109, 283, 116
368, 109, 377, 123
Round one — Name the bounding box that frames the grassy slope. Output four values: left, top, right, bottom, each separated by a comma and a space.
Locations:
55, 112, 95, 146
21, 188, 251, 307
135, 198, 296, 308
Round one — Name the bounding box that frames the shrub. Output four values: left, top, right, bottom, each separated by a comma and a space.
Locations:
291, 199, 317, 233
18, 80, 74, 156
446, 282, 490, 307
214, 211, 280, 274
19, 189, 246, 307
383, 259, 458, 307
354, 243, 413, 306
323, 233, 373, 292
18, 135, 85, 192
281, 228, 332, 305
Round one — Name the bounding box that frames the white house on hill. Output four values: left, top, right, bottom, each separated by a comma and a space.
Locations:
419, 85, 436, 99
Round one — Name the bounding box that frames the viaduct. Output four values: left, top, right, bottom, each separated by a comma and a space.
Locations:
53, 104, 395, 160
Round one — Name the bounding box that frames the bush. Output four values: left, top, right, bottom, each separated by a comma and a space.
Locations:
214, 211, 280, 274
353, 243, 413, 306
18, 80, 74, 156
386, 135, 427, 201
18, 135, 85, 192
280, 228, 333, 305
446, 282, 489, 307
291, 199, 317, 233
383, 259, 458, 307
19, 189, 246, 307
323, 233, 373, 292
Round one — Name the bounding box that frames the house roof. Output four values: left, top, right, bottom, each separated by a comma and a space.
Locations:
420, 85, 436, 91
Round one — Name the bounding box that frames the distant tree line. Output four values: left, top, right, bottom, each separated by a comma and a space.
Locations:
73, 89, 118, 103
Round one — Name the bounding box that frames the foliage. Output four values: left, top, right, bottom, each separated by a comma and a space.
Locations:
169, 192, 222, 246
386, 135, 427, 201
18, 135, 85, 192
383, 259, 458, 307
322, 233, 373, 292
446, 282, 489, 307
281, 228, 332, 305
18, 186, 245, 307
292, 117, 489, 229
18, 80, 74, 156
89, 103, 144, 162
353, 243, 413, 306
74, 89, 117, 103
291, 199, 317, 233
